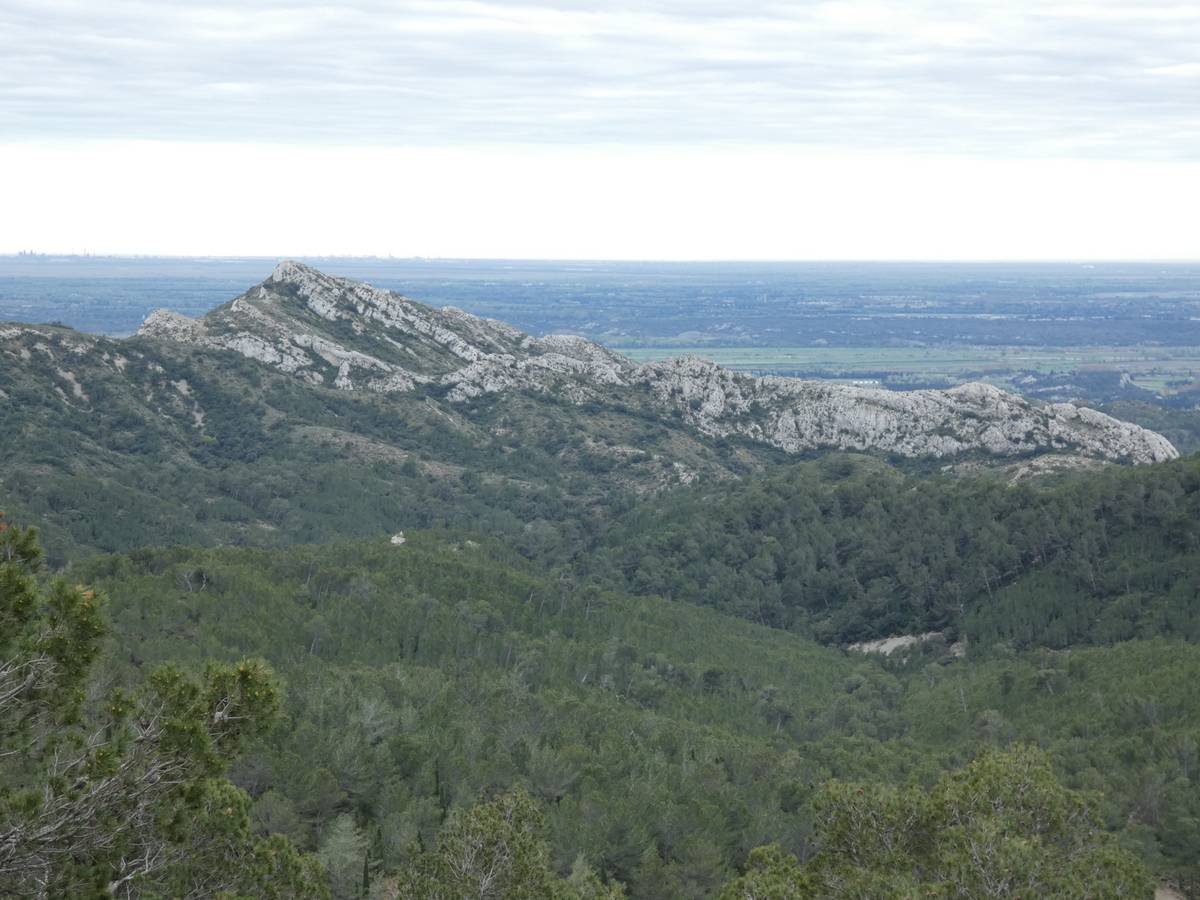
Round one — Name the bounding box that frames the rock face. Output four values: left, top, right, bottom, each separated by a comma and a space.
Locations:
137, 261, 1179, 465
847, 632, 944, 656
634, 357, 1178, 463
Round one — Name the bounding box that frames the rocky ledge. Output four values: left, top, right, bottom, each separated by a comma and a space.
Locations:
634, 357, 1177, 463
137, 262, 1178, 465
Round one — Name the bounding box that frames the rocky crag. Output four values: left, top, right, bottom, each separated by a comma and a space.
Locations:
136, 261, 1178, 464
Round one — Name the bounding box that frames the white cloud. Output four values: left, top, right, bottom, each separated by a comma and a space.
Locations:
1147, 63, 1200, 77
2, 141, 1196, 259
0, 1, 1196, 158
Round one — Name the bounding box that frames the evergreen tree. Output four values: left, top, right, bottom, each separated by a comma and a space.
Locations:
722, 746, 1154, 899
394, 790, 620, 899
0, 516, 327, 898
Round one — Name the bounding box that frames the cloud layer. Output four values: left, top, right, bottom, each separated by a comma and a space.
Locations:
3, 1, 1198, 158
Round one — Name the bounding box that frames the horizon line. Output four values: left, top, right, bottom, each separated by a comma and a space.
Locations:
3, 253, 1200, 266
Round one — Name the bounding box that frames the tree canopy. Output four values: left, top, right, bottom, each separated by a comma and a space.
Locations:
0, 516, 327, 898
721, 746, 1153, 899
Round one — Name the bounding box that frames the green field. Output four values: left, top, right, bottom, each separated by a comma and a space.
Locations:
623, 344, 1200, 388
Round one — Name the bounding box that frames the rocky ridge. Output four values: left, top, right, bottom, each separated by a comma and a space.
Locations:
136, 261, 1178, 465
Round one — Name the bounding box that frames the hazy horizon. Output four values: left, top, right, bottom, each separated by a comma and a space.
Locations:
6, 255, 1198, 345
6, 253, 1200, 265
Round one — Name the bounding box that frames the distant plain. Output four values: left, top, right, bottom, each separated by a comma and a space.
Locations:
4, 255, 1200, 402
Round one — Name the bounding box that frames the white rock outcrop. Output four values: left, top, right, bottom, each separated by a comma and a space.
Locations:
135, 262, 1179, 465
631, 357, 1177, 463
848, 632, 943, 656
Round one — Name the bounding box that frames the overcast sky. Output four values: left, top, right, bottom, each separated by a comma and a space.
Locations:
2, 1, 1198, 258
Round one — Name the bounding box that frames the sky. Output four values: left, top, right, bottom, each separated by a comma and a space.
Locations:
1, 0, 1198, 259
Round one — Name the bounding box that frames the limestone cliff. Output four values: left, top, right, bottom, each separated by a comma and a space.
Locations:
136, 261, 1178, 465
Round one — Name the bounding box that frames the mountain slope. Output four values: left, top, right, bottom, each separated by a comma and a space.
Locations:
0, 317, 760, 564
5, 263, 1199, 893
80, 533, 1200, 894
137, 261, 1177, 464
0, 262, 1180, 564
580, 452, 1200, 647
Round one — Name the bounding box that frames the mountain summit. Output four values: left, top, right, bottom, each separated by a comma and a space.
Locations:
136, 262, 1177, 465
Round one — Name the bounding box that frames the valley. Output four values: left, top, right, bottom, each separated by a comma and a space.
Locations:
2, 263, 1198, 897
7, 0, 1198, 894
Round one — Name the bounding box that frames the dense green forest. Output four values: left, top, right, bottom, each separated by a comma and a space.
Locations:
5, 441, 1200, 895
578, 454, 1200, 649
36, 529, 1193, 896
0, 518, 327, 898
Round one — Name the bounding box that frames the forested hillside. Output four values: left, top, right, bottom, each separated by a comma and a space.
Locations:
67, 533, 1200, 896
3, 266, 1199, 896
0, 263, 1181, 569
0, 519, 328, 898
580, 454, 1200, 649
0, 324, 760, 566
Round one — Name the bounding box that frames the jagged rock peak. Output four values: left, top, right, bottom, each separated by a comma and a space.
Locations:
269, 259, 319, 283
265, 260, 354, 309
138, 308, 201, 341
138, 262, 544, 390
131, 262, 1180, 466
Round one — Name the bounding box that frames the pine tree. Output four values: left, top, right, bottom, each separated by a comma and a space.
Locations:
0, 516, 328, 898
